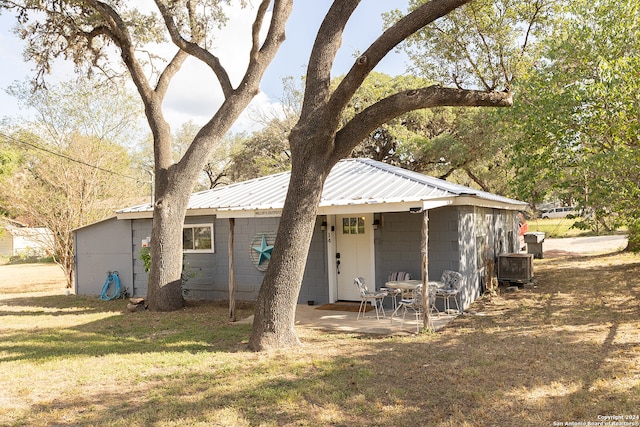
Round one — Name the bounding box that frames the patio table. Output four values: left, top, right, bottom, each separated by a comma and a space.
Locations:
382, 279, 417, 310
385, 279, 443, 291
384, 279, 422, 291
385, 280, 442, 318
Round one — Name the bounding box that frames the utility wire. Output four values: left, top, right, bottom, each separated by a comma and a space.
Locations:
0, 131, 143, 182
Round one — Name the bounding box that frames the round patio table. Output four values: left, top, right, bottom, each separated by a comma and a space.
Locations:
384, 279, 422, 291
385, 279, 442, 291
385, 280, 441, 318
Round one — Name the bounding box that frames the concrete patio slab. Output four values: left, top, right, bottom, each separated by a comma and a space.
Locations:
237, 304, 456, 335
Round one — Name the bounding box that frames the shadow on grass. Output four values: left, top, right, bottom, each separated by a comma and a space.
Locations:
0, 297, 254, 364
10, 321, 639, 426
0, 294, 112, 312
3, 253, 640, 426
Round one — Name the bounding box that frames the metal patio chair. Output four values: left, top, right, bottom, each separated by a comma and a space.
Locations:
380, 271, 410, 310
354, 277, 387, 320
397, 284, 424, 333
434, 270, 463, 315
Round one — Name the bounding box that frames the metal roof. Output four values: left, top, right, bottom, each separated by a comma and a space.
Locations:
117, 158, 525, 218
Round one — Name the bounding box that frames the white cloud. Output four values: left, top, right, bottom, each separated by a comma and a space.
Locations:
233, 92, 285, 134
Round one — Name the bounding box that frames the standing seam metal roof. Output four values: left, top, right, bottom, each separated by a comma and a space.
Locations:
117, 158, 524, 215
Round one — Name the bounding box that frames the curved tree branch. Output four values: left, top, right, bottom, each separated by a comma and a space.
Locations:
333, 86, 512, 159
85, 1, 156, 101
177, 0, 293, 177
300, 0, 361, 120
250, 0, 271, 57
155, 50, 189, 101
464, 166, 491, 191
241, 0, 284, 80
83, 0, 175, 170
153, 0, 234, 97
227, 0, 293, 96
326, 0, 472, 128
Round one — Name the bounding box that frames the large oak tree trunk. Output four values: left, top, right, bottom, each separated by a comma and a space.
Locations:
147, 185, 189, 311
0, 0, 292, 311
145, 127, 225, 311
249, 148, 334, 351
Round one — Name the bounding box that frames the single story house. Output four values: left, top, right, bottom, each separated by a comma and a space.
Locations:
74, 158, 527, 311
0, 219, 53, 258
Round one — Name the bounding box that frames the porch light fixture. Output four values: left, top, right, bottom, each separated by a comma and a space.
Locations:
372, 213, 382, 229
320, 216, 327, 231
409, 207, 423, 214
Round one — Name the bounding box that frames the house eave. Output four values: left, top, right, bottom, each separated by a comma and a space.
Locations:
115, 195, 525, 221
451, 196, 528, 210
116, 211, 153, 220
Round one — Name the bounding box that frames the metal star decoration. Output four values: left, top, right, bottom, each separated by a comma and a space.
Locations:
251, 234, 274, 265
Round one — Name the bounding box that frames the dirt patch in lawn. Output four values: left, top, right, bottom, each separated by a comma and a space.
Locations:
0, 263, 67, 296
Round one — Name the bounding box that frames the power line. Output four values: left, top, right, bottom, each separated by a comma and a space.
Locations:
0, 131, 143, 182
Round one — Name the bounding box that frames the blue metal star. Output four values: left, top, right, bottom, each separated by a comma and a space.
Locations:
252, 234, 274, 265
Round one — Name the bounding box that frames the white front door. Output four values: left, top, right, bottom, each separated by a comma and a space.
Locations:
336, 214, 375, 301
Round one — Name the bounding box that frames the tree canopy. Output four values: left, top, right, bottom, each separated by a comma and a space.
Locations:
396, 0, 558, 91
502, 0, 640, 243
226, 70, 516, 196
0, 81, 146, 286
0, 0, 293, 311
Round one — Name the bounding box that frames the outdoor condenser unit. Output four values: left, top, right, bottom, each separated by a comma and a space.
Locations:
497, 253, 533, 284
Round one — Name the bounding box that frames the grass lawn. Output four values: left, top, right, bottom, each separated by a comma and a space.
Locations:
525, 217, 626, 238
1, 252, 640, 426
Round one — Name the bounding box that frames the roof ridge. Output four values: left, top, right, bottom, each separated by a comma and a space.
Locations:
347, 157, 470, 195
191, 169, 293, 196
116, 157, 524, 216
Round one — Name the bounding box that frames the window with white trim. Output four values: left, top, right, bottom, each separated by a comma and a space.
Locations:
342, 217, 366, 234
183, 224, 214, 253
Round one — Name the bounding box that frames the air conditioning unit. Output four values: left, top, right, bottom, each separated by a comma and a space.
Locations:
497, 253, 533, 284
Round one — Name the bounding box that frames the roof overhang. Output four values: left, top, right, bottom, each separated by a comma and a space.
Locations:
115, 195, 525, 221
114, 159, 527, 221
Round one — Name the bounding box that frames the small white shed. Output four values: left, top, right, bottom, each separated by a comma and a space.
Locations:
0, 219, 53, 258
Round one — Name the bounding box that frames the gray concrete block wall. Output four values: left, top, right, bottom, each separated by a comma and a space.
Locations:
235, 217, 278, 299
299, 217, 330, 304
454, 207, 517, 311
181, 216, 329, 304
374, 212, 422, 289
491, 210, 505, 258
373, 207, 470, 289
510, 211, 520, 252
131, 219, 152, 297
427, 206, 461, 279
182, 216, 279, 301
457, 207, 479, 311
183, 216, 220, 294
74, 217, 134, 296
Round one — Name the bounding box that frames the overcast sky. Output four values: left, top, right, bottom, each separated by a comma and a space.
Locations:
0, 1, 410, 135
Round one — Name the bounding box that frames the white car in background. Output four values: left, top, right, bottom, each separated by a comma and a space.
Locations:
540, 206, 577, 219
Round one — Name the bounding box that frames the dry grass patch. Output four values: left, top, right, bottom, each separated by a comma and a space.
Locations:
0, 263, 66, 294
1, 253, 639, 426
